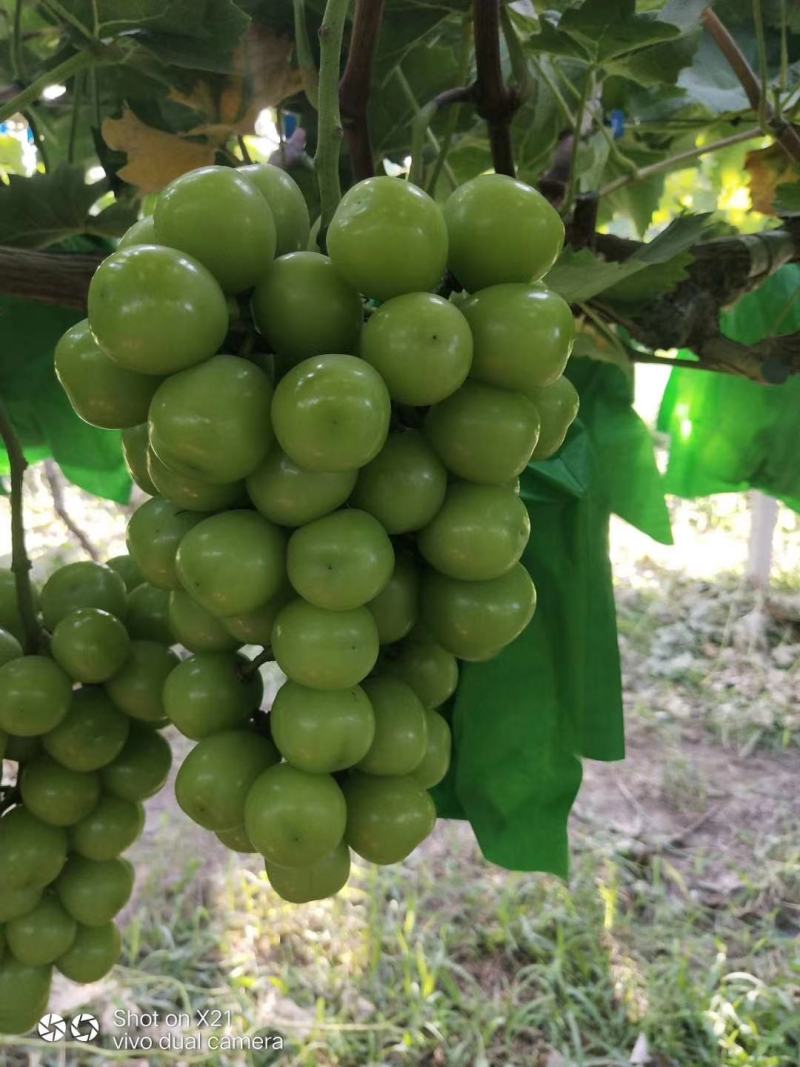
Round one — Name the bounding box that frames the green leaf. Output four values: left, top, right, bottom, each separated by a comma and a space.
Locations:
54, 0, 251, 73
677, 34, 750, 113
546, 214, 712, 302
774, 182, 800, 216
0, 165, 134, 248
536, 0, 680, 65
606, 31, 699, 85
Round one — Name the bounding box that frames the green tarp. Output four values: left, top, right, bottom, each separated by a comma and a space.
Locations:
658, 265, 800, 509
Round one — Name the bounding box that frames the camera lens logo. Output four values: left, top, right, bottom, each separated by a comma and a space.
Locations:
37, 1014, 67, 1043
71, 1013, 100, 1042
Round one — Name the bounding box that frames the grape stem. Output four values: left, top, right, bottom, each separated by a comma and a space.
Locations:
472, 0, 519, 177
702, 8, 800, 163
0, 49, 95, 125
339, 0, 385, 181
0, 397, 43, 652
314, 0, 352, 239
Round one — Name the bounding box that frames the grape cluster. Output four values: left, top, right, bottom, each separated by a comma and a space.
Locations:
49, 165, 577, 912
0, 560, 173, 1035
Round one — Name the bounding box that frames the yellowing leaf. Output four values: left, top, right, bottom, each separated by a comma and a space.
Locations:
102, 108, 216, 195
170, 27, 303, 144
745, 144, 800, 214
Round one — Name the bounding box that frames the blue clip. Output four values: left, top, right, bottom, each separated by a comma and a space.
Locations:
283, 113, 298, 138
610, 109, 625, 139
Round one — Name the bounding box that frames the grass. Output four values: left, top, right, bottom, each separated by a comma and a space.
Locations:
5, 816, 797, 1067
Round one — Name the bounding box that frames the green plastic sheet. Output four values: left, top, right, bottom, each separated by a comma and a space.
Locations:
434, 358, 672, 877
658, 265, 800, 509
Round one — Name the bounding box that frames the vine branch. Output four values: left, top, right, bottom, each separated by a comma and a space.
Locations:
338, 0, 385, 181
0, 49, 94, 125
702, 8, 800, 163
314, 0, 352, 236
0, 398, 43, 653
472, 0, 518, 176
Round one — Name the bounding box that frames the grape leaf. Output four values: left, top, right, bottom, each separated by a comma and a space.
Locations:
53, 0, 251, 72
535, 0, 680, 65
546, 214, 711, 302
677, 34, 750, 113
0, 165, 135, 248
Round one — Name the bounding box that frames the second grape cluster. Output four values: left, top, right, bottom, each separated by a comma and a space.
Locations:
55, 163, 578, 904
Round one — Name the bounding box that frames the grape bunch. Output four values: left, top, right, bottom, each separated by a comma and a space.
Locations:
49, 165, 577, 908
0, 558, 174, 1035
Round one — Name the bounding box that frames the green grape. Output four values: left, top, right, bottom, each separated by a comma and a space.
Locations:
122, 424, 158, 496
6, 894, 77, 966
0, 656, 72, 737
126, 497, 202, 591
55, 319, 161, 429
126, 583, 173, 644
270, 681, 375, 773
246, 448, 356, 527
0, 628, 23, 668
216, 824, 257, 853
20, 755, 101, 827
117, 215, 156, 248
251, 252, 362, 365
168, 590, 240, 653
359, 293, 472, 405
0, 957, 52, 1035
43, 687, 130, 772
411, 709, 452, 788
443, 173, 564, 291
327, 177, 448, 300
56, 921, 121, 983
528, 376, 580, 459
271, 354, 390, 473
272, 599, 379, 690
88, 244, 229, 374
175, 510, 286, 618
70, 795, 144, 860
356, 677, 427, 776
101, 723, 172, 801
0, 570, 37, 643
220, 590, 292, 646
154, 165, 276, 293
382, 633, 458, 709
461, 283, 575, 392
424, 381, 541, 485
148, 355, 273, 485
351, 430, 447, 534
244, 763, 346, 868
55, 856, 134, 926
51, 607, 131, 683
343, 773, 435, 865
0, 885, 41, 923
147, 448, 245, 514
265, 842, 350, 904
367, 551, 419, 644
163, 652, 262, 740
175, 729, 279, 831
239, 163, 310, 254
106, 555, 144, 592
104, 640, 178, 723
421, 563, 537, 661
417, 482, 530, 581
286, 509, 394, 611
41, 561, 127, 630
0, 807, 67, 892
